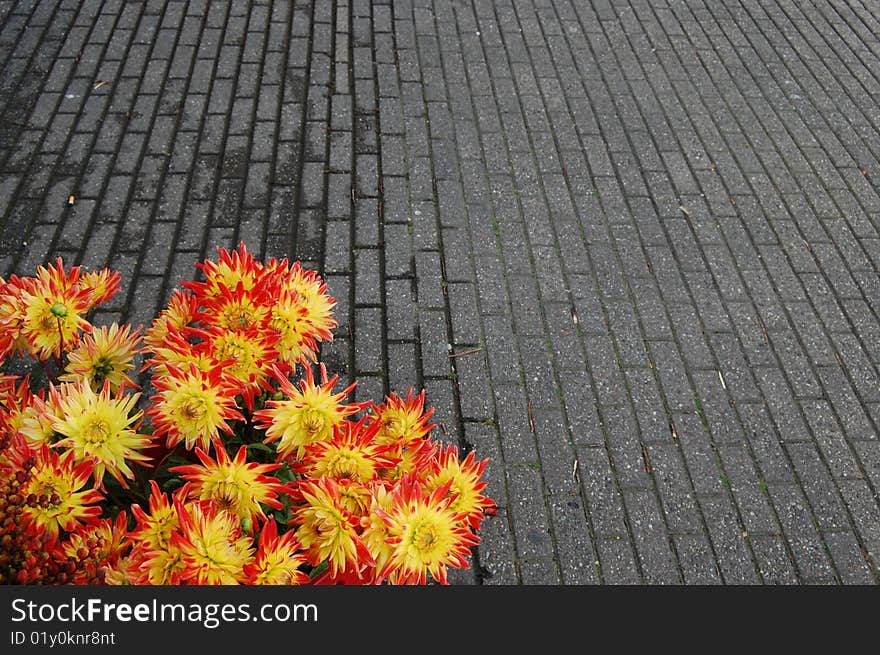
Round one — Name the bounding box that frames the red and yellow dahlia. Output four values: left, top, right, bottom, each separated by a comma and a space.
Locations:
243, 519, 309, 585
143, 289, 200, 352
18, 390, 64, 447
172, 498, 254, 584
0, 275, 28, 357
170, 441, 286, 528
50, 381, 151, 489
19, 445, 104, 543
17, 259, 93, 360
371, 389, 436, 448
205, 325, 278, 410
126, 481, 189, 585
200, 282, 271, 333
423, 445, 494, 530
185, 242, 266, 300
60, 323, 142, 392
298, 418, 397, 483
376, 477, 478, 585
293, 476, 373, 579
255, 364, 362, 460
148, 363, 243, 451
58, 512, 130, 583
78, 268, 121, 309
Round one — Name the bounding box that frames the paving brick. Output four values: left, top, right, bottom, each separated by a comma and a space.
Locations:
837, 480, 880, 576
596, 537, 641, 584
852, 440, 880, 496
507, 464, 554, 561
625, 368, 671, 443
817, 365, 878, 442
605, 301, 647, 368
478, 508, 519, 585
673, 412, 725, 497
717, 442, 780, 535
674, 534, 722, 584
575, 446, 629, 539
698, 494, 761, 584
528, 409, 573, 495
767, 484, 837, 582
548, 494, 599, 584
825, 531, 876, 585
750, 536, 799, 584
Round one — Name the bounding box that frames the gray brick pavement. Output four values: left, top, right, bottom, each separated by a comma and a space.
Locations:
1, 0, 879, 584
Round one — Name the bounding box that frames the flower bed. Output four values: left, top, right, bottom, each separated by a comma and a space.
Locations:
0, 244, 493, 585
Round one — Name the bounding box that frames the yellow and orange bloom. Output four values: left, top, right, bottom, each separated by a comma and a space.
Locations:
376, 478, 478, 585
128, 480, 186, 552
18, 391, 64, 447
360, 483, 399, 579
171, 442, 287, 528
185, 242, 267, 300
377, 477, 479, 584
0, 275, 28, 358
17, 259, 93, 360
19, 445, 104, 543
266, 288, 321, 367
423, 445, 494, 530
143, 325, 214, 378
126, 482, 190, 585
50, 381, 151, 489
274, 260, 336, 341
243, 519, 309, 585
148, 363, 244, 452
205, 325, 278, 410
201, 282, 271, 333
263, 259, 337, 367
78, 268, 121, 309
172, 498, 254, 585
129, 542, 187, 585
298, 418, 397, 484
293, 476, 373, 579
102, 555, 140, 585
333, 478, 374, 517
60, 323, 142, 392
371, 389, 436, 448
370, 390, 437, 482
255, 364, 363, 460
377, 437, 437, 482
143, 289, 200, 352
1, 377, 53, 445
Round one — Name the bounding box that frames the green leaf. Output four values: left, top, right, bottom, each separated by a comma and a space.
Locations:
161, 478, 184, 492
308, 561, 329, 580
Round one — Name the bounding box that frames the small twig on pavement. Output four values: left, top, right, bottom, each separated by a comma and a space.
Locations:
448, 347, 481, 359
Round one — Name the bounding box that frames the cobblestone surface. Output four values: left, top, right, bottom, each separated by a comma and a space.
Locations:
1, 0, 879, 584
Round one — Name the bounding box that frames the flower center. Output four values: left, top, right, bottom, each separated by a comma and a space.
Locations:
182, 397, 207, 421
316, 516, 339, 536
84, 419, 111, 443
92, 357, 115, 382
301, 411, 325, 435
412, 524, 438, 551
